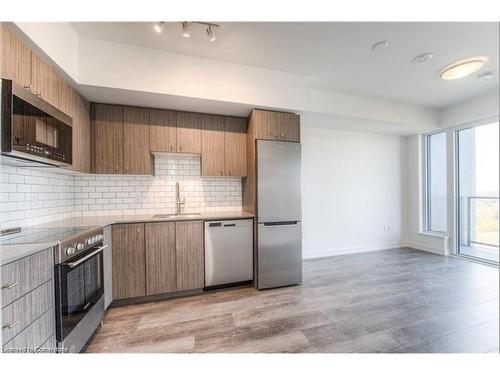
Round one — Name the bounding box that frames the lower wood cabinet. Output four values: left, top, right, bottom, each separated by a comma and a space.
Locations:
145, 222, 176, 296
175, 221, 204, 291
112, 223, 146, 300
112, 220, 204, 301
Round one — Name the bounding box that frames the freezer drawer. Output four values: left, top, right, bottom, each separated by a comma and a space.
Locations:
257, 222, 302, 289
257, 140, 301, 223
204, 219, 253, 287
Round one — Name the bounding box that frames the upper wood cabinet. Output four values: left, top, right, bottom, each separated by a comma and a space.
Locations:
224, 117, 247, 177
145, 222, 176, 296
69, 91, 91, 173
177, 112, 202, 154
123, 106, 151, 175
1, 26, 31, 89
252, 109, 300, 142
202, 115, 225, 176
112, 223, 146, 300
202, 115, 247, 177
175, 221, 204, 291
149, 109, 177, 153
91, 104, 124, 174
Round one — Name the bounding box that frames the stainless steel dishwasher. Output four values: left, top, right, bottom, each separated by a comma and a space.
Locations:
204, 219, 253, 287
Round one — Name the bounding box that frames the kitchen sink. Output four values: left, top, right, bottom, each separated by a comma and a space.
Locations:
153, 213, 201, 219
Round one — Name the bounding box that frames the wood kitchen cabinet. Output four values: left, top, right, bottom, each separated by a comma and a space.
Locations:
91, 103, 124, 174
175, 221, 204, 291
1, 26, 31, 89
202, 115, 225, 176
252, 109, 300, 142
202, 115, 247, 177
224, 117, 247, 177
177, 111, 202, 154
123, 106, 151, 175
149, 108, 177, 153
145, 222, 177, 296
112, 223, 146, 300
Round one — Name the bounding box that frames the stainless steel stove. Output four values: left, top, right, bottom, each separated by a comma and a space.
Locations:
2, 225, 106, 353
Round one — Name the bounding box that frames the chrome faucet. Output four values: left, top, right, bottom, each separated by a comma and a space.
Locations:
175, 182, 185, 215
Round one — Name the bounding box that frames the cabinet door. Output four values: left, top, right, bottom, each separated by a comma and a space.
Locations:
145, 222, 176, 296
253, 110, 280, 141
1, 26, 31, 88
224, 117, 247, 177
201, 115, 225, 176
69, 90, 91, 173
149, 109, 177, 153
279, 112, 300, 142
175, 221, 204, 291
123, 107, 151, 175
112, 223, 146, 300
31, 53, 58, 107
91, 104, 123, 174
177, 112, 202, 154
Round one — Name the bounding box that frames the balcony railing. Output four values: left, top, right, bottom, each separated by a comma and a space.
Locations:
466, 196, 499, 248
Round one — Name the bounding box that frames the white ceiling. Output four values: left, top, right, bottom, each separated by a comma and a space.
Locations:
70, 22, 499, 110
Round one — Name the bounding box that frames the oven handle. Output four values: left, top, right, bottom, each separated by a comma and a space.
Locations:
63, 245, 108, 268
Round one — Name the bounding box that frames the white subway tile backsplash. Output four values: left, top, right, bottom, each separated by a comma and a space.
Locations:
1, 154, 242, 229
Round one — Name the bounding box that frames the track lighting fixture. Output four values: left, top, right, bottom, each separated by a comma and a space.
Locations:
153, 21, 220, 41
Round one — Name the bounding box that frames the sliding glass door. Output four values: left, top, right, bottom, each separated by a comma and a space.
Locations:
457, 122, 499, 264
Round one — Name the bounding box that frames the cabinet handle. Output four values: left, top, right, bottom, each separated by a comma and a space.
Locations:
2, 282, 18, 290
281, 132, 284, 138
3, 321, 18, 330
23, 83, 32, 92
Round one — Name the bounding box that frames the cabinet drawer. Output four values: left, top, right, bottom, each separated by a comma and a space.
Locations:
2, 308, 54, 353
1, 248, 53, 307
2, 280, 53, 343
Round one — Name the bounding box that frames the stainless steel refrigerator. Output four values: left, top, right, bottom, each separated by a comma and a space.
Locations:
256, 140, 302, 289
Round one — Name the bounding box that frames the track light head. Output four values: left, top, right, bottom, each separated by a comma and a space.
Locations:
206, 26, 216, 42
153, 22, 165, 34
182, 22, 191, 38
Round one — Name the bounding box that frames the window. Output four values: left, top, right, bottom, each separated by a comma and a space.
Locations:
424, 132, 447, 233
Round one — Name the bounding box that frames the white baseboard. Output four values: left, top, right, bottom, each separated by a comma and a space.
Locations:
400, 241, 445, 256
302, 242, 405, 259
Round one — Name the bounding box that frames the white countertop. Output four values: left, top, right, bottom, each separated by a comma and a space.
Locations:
0, 210, 254, 265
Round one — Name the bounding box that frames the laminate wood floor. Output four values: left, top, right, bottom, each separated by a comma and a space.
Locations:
85, 248, 499, 353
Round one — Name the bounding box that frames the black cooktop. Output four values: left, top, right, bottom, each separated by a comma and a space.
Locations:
0, 226, 95, 245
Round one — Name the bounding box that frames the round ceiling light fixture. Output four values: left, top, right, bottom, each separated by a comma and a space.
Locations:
440, 56, 489, 80
153, 22, 165, 34
371, 40, 389, 51
477, 71, 494, 81
412, 52, 434, 64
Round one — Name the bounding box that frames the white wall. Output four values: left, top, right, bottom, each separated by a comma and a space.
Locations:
301, 123, 405, 258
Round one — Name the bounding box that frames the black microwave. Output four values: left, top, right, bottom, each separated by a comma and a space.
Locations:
1, 79, 72, 166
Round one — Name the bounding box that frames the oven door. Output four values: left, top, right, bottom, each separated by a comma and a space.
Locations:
55, 245, 105, 342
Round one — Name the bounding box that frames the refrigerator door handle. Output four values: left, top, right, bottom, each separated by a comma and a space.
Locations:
262, 221, 298, 227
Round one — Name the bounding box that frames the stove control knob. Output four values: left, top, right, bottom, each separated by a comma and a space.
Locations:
65, 247, 76, 256
98, 234, 104, 241
76, 242, 85, 251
